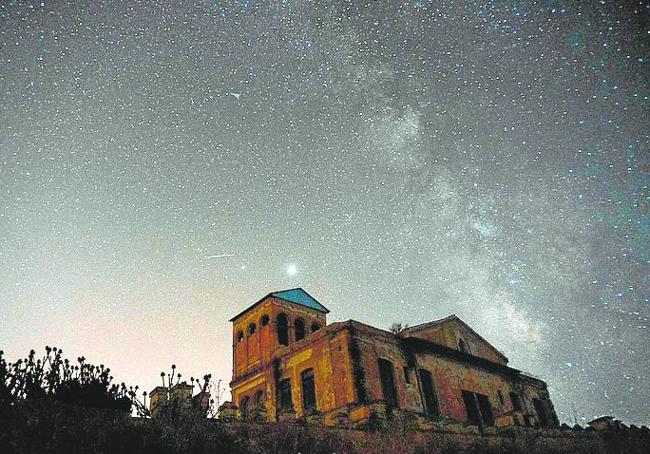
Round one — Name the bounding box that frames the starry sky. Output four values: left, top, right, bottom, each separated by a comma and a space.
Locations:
1, 0, 648, 425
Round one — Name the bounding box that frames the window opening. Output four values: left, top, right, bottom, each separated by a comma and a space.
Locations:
295, 318, 306, 341
533, 398, 550, 427
253, 390, 264, 410
278, 379, 292, 411
418, 369, 440, 418
277, 313, 289, 346
510, 392, 523, 411
240, 396, 249, 418
378, 358, 398, 410
301, 368, 317, 413
461, 390, 494, 429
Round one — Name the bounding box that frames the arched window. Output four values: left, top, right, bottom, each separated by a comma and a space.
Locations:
240, 396, 249, 418
277, 313, 289, 346
236, 331, 244, 343
260, 314, 270, 326
247, 322, 257, 336
295, 318, 306, 341
253, 390, 264, 410
301, 368, 317, 413
458, 338, 467, 353
311, 322, 321, 332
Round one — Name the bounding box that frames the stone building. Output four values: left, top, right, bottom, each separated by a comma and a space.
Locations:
149, 383, 210, 419
225, 288, 558, 430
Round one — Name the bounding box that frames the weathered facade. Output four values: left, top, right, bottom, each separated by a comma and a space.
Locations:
225, 288, 559, 430
149, 383, 210, 419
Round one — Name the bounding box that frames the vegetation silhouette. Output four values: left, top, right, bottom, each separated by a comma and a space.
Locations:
0, 347, 146, 414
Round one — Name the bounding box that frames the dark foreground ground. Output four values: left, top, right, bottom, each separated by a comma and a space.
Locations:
1, 401, 648, 454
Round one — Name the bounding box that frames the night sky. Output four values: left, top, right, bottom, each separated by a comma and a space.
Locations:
1, 1, 648, 425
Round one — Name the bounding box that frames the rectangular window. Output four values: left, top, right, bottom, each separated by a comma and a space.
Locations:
476, 393, 494, 427
461, 390, 494, 428
278, 378, 292, 411
301, 369, 317, 413
378, 358, 398, 410
533, 398, 550, 427
418, 369, 440, 418
510, 392, 523, 411
461, 390, 481, 426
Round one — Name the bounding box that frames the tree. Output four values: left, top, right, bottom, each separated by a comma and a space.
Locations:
389, 322, 409, 335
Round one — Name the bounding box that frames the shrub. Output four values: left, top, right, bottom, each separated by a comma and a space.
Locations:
0, 347, 145, 414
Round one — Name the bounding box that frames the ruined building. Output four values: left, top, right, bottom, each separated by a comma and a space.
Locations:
224, 288, 559, 430
149, 383, 210, 419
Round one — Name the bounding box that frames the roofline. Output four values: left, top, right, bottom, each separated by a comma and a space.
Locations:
342, 319, 515, 371
402, 336, 522, 377
275, 287, 330, 314
340, 319, 396, 339
590, 416, 615, 423
228, 288, 329, 322
229, 292, 273, 322
405, 314, 459, 331
403, 314, 509, 363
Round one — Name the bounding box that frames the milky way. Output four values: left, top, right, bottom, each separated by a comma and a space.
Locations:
1, 1, 648, 425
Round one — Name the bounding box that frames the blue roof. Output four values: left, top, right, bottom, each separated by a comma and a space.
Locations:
229, 287, 329, 321
271, 288, 329, 313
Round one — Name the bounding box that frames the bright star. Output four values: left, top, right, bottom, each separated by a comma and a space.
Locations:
286, 264, 298, 276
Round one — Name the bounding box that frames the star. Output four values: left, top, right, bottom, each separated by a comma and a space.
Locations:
286, 264, 298, 276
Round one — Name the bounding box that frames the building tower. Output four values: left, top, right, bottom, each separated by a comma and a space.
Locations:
229, 288, 329, 420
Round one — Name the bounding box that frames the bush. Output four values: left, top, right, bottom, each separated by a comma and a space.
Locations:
0, 347, 144, 414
